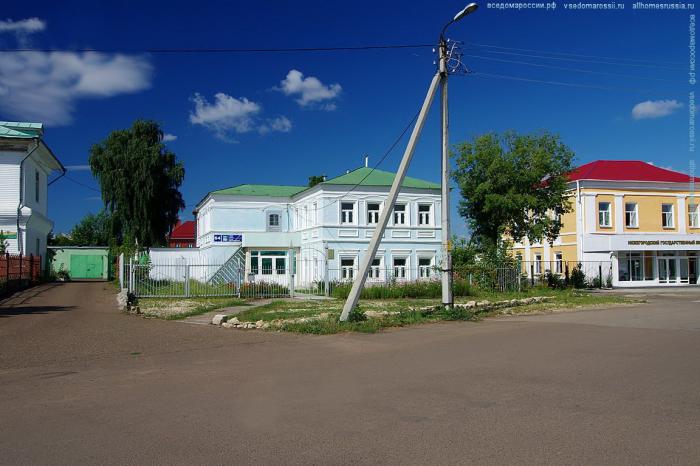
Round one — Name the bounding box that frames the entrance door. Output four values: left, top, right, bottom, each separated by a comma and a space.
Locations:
690, 258, 698, 285
658, 257, 677, 284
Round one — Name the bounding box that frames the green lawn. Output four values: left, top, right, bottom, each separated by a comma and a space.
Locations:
138, 297, 249, 320
229, 289, 638, 334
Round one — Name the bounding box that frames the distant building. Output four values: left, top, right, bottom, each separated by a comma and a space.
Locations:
192, 167, 442, 285
0, 122, 64, 258
167, 220, 196, 248
511, 160, 700, 287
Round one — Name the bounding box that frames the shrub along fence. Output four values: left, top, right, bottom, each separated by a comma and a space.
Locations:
0, 253, 43, 296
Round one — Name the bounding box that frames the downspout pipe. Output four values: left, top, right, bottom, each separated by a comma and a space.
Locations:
17, 139, 41, 256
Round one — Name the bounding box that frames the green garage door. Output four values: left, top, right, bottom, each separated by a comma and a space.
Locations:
70, 255, 104, 279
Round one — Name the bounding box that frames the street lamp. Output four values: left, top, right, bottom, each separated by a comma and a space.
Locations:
339, 4, 478, 321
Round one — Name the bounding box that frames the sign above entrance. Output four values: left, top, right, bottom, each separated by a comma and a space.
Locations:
627, 240, 699, 246
214, 234, 242, 243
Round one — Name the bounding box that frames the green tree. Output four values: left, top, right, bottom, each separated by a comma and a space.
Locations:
308, 175, 326, 187
89, 120, 185, 247
0, 230, 9, 255
452, 131, 574, 247
70, 211, 111, 246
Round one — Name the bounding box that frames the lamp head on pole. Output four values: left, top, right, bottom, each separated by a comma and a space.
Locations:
441, 3, 478, 41
453, 3, 479, 21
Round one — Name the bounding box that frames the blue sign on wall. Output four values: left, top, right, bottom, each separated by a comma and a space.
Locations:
213, 234, 243, 243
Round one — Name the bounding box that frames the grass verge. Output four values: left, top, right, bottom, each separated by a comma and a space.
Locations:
138, 297, 249, 320
229, 289, 637, 334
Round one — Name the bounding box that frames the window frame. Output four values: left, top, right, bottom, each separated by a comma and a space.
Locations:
267, 212, 281, 231
369, 258, 382, 280
340, 201, 356, 225
367, 202, 380, 225
340, 257, 355, 280
417, 203, 432, 226
34, 170, 40, 203
625, 202, 638, 228
418, 257, 433, 278
598, 202, 612, 228
392, 257, 408, 279
661, 203, 675, 228
688, 202, 699, 228
554, 252, 563, 274
393, 204, 407, 226
534, 254, 542, 275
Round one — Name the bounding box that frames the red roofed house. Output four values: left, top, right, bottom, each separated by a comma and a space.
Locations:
511, 160, 700, 287
167, 220, 196, 248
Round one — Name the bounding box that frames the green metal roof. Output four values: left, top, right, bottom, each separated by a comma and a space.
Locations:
0, 121, 43, 139
211, 184, 308, 197
322, 167, 439, 189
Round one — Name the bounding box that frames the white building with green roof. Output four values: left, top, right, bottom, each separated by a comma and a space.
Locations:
191, 166, 443, 285
0, 122, 65, 258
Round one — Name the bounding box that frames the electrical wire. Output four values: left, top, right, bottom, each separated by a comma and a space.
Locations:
0, 44, 435, 54
463, 53, 682, 83
466, 47, 685, 72
470, 71, 653, 93
468, 42, 685, 67
64, 174, 101, 193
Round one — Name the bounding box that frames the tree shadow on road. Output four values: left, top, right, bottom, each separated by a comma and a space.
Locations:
0, 305, 76, 318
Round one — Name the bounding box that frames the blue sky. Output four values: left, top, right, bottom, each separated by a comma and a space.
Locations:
0, 0, 692, 236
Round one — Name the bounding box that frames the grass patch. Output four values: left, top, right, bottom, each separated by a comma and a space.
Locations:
331, 279, 473, 299
138, 297, 249, 320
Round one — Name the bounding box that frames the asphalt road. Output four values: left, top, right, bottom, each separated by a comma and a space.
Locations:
1, 283, 699, 465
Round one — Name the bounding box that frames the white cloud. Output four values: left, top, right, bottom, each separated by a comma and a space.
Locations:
632, 99, 683, 120
189, 92, 261, 139
189, 92, 291, 141
276, 69, 341, 109
258, 116, 292, 134
65, 164, 91, 171
0, 51, 152, 125
0, 18, 46, 34
162, 133, 177, 142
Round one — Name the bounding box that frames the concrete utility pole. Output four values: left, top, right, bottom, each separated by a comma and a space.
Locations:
339, 3, 478, 322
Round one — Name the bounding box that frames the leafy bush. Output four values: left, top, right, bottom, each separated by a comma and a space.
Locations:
347, 306, 367, 322
55, 269, 70, 282
545, 270, 566, 289
331, 279, 473, 300
239, 282, 289, 298
570, 264, 587, 289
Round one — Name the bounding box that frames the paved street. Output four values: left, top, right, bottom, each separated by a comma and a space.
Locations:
1, 283, 699, 465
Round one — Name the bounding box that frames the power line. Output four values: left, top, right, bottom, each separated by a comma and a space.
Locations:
464, 53, 682, 83
471, 71, 653, 93
64, 174, 101, 193
468, 42, 685, 67
0, 44, 435, 54
467, 47, 685, 72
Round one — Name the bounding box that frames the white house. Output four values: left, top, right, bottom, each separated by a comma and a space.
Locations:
189, 167, 443, 286
0, 122, 65, 258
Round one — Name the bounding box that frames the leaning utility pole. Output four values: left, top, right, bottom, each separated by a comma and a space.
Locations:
339, 4, 478, 322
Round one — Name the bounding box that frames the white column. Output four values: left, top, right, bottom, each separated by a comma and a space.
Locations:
614, 195, 624, 234
678, 196, 687, 234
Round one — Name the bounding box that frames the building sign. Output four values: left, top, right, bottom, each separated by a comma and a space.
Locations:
213, 234, 243, 243
627, 240, 699, 246
0, 230, 17, 240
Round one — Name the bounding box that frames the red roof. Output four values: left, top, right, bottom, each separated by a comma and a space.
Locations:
568, 160, 700, 183
169, 220, 196, 239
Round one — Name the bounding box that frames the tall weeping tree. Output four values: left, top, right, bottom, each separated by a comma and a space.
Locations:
89, 120, 185, 248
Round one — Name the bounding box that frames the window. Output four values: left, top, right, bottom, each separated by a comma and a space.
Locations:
419, 257, 432, 278
304, 205, 309, 228
393, 257, 407, 279
367, 203, 380, 225
534, 254, 542, 274
276, 257, 286, 275
312, 202, 317, 227
261, 258, 273, 275
418, 204, 431, 226
554, 252, 563, 274
341, 202, 354, 224
36, 238, 40, 255
268, 213, 280, 231
393, 204, 407, 225
625, 202, 638, 228
619, 252, 644, 282
35, 170, 39, 203
662, 203, 674, 228
598, 202, 611, 228
369, 258, 382, 279
250, 252, 259, 274
689, 203, 699, 228
341, 258, 355, 280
